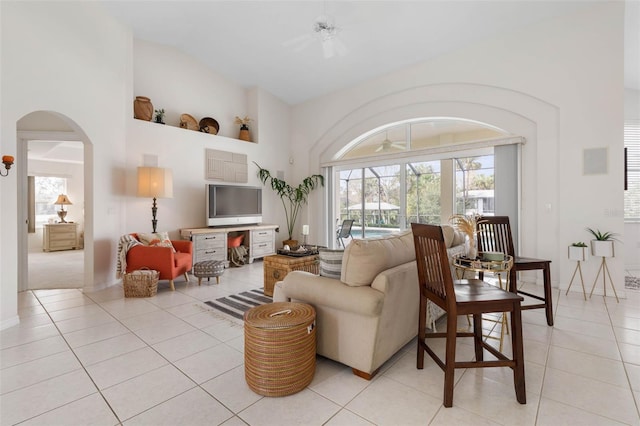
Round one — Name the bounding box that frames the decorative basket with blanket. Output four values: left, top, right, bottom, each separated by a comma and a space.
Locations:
123, 268, 159, 297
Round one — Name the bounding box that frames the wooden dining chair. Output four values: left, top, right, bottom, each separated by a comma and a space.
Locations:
411, 223, 526, 408
476, 216, 554, 326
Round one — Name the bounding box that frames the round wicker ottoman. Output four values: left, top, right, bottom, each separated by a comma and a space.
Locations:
193, 260, 224, 285
244, 302, 316, 397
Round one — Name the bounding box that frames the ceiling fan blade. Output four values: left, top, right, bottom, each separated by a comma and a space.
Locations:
322, 39, 335, 58
333, 37, 348, 57
375, 145, 383, 153
283, 33, 312, 47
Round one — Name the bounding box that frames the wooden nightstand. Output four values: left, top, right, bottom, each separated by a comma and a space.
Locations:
43, 223, 79, 252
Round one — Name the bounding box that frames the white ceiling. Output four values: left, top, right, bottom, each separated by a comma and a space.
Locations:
101, 0, 640, 106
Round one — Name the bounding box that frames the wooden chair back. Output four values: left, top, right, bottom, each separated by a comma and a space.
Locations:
477, 215, 515, 256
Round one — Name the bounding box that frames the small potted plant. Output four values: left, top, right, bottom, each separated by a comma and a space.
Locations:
568, 242, 588, 262
586, 228, 619, 258
154, 108, 165, 124
235, 116, 252, 141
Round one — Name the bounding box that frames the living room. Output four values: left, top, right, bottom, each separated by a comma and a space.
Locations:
1, 1, 639, 424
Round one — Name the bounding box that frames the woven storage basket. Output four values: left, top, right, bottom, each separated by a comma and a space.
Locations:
123, 268, 159, 297
244, 302, 316, 397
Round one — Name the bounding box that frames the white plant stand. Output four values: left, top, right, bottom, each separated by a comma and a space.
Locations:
566, 246, 588, 300
588, 240, 618, 303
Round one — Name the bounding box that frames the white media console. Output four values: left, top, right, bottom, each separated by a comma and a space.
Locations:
180, 223, 278, 268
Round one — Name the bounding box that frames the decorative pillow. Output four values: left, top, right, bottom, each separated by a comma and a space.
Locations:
318, 249, 344, 279
137, 232, 176, 252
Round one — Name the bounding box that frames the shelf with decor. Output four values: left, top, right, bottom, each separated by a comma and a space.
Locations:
132, 96, 257, 143
131, 117, 259, 146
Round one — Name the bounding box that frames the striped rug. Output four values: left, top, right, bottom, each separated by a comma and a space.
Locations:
204, 288, 272, 320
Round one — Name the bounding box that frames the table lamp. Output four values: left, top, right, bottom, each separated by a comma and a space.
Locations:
53, 194, 72, 223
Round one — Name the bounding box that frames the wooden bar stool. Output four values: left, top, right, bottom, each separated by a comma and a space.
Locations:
477, 216, 554, 326
412, 223, 526, 408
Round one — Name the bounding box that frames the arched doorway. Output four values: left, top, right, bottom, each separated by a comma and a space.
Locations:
17, 111, 94, 292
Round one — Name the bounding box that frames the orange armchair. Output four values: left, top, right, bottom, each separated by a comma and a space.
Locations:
126, 234, 193, 291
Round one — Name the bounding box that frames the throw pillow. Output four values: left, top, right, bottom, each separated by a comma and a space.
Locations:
318, 249, 344, 279
137, 232, 176, 252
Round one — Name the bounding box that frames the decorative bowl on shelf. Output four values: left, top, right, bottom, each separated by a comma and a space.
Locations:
199, 117, 219, 135
179, 114, 199, 131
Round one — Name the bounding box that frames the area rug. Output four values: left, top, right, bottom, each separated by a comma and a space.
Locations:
205, 288, 272, 321
625, 276, 640, 290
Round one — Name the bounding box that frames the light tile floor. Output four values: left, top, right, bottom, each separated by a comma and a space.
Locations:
1, 262, 639, 425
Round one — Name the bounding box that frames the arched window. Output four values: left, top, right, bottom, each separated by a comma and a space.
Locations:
326, 118, 522, 246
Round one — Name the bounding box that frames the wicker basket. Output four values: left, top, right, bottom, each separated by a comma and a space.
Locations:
123, 268, 159, 297
244, 302, 316, 397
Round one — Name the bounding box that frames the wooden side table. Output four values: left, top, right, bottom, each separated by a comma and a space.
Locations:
263, 254, 319, 296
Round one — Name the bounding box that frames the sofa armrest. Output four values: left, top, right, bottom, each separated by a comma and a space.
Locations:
280, 271, 384, 317
171, 240, 192, 254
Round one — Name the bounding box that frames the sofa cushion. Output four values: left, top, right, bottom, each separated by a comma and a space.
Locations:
318, 249, 343, 279
341, 230, 415, 287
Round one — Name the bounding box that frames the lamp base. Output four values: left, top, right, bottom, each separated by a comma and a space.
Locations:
57, 210, 68, 223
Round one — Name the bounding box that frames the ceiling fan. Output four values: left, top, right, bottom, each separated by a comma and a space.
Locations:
284, 14, 348, 59
375, 133, 406, 152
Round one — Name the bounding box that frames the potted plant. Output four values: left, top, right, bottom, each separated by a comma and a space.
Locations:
154, 108, 165, 124
568, 242, 589, 262
255, 162, 324, 247
586, 228, 618, 258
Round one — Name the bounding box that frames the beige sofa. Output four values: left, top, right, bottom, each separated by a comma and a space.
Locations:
273, 226, 465, 379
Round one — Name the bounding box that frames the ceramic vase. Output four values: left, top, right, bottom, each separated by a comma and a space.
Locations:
238, 124, 251, 142
591, 240, 615, 258
134, 96, 153, 121
568, 246, 589, 262
465, 236, 478, 259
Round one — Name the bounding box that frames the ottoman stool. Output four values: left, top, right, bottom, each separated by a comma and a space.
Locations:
193, 260, 224, 285
244, 302, 316, 397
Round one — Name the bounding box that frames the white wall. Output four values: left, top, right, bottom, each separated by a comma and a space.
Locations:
126, 41, 292, 241
1, 1, 131, 327
291, 2, 626, 295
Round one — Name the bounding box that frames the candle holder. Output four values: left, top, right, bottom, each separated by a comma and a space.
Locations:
1, 155, 14, 177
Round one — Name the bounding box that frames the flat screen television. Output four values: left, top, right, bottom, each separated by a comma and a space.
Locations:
206, 184, 262, 227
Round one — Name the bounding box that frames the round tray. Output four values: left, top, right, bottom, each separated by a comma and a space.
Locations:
179, 113, 199, 131
199, 117, 219, 135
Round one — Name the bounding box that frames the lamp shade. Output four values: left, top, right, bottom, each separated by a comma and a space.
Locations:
54, 194, 72, 205
137, 167, 173, 198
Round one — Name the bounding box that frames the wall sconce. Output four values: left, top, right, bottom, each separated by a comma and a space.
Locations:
53, 194, 73, 223
137, 167, 173, 233
1, 155, 14, 177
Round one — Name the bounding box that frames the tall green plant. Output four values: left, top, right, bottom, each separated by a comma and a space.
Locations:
255, 163, 324, 240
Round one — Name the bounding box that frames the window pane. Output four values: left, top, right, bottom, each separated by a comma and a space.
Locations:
455, 154, 494, 215
406, 161, 441, 225
35, 176, 66, 226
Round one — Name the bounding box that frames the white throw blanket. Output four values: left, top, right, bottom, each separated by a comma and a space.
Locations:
116, 234, 141, 278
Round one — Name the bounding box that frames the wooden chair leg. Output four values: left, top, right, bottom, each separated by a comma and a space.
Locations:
443, 312, 457, 407
417, 297, 426, 369
542, 265, 553, 326
510, 303, 526, 404
216, 276, 220, 284
169, 279, 175, 291
184, 272, 190, 282
198, 277, 202, 286
472, 313, 483, 361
